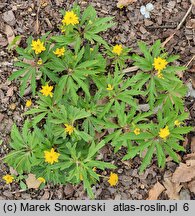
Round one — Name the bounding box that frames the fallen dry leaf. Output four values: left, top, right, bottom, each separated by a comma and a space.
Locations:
190, 137, 195, 153
163, 177, 182, 200
146, 182, 165, 200
172, 162, 195, 183
26, 174, 41, 189
188, 180, 195, 193
5, 25, 15, 45
9, 167, 18, 176
186, 159, 195, 166
41, 190, 50, 200
0, 35, 8, 47
184, 152, 195, 160
117, 0, 137, 8
6, 87, 14, 97
191, 0, 195, 6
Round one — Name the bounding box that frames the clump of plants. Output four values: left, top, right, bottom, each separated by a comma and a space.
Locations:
2, 4, 192, 198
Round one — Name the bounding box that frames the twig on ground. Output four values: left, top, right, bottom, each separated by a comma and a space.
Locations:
123, 66, 139, 73
177, 4, 193, 30
146, 25, 177, 29
185, 55, 195, 68
123, 5, 193, 74
162, 4, 193, 47
11, 190, 28, 194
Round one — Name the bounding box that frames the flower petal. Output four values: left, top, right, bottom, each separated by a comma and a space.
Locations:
144, 11, 150, 18
140, 6, 147, 15
146, 3, 154, 11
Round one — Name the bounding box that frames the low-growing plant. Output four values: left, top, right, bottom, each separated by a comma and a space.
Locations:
3, 4, 193, 198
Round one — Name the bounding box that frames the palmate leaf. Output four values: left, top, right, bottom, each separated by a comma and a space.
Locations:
166, 55, 180, 63
147, 77, 156, 109
71, 75, 90, 98
81, 169, 94, 199
123, 147, 141, 161
87, 160, 116, 170
9, 67, 31, 81
53, 75, 68, 103
74, 130, 93, 142
123, 140, 152, 161
67, 106, 91, 122
151, 39, 162, 58
116, 92, 138, 108
66, 76, 79, 104
51, 35, 74, 45
164, 144, 180, 163
172, 126, 193, 134
86, 141, 105, 160
81, 5, 97, 25
25, 94, 53, 125
138, 41, 153, 65
139, 142, 155, 173
4, 121, 42, 173
156, 143, 166, 168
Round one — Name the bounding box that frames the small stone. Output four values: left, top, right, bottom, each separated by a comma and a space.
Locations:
3, 191, 13, 199
9, 103, 16, 110
139, 26, 147, 34
186, 19, 195, 29
114, 194, 121, 200
117, 169, 123, 174
167, 1, 176, 9
21, 193, 31, 200
140, 184, 145, 189
64, 183, 74, 196
2, 10, 16, 26
41, 190, 50, 200
179, 189, 191, 200
144, 20, 153, 26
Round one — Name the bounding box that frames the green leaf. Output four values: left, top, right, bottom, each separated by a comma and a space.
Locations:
164, 144, 180, 163
147, 77, 156, 109
20, 181, 27, 190
9, 67, 30, 81
139, 142, 155, 173
151, 40, 161, 58
156, 143, 166, 168
87, 141, 105, 159
53, 75, 68, 103
138, 41, 153, 64
75, 130, 93, 142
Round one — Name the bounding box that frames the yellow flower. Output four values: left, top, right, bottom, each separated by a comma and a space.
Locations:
153, 57, 168, 73
31, 39, 46, 54
106, 84, 114, 91
44, 148, 60, 164
159, 126, 170, 140
3, 174, 14, 184
37, 177, 46, 184
134, 128, 140, 135
117, 4, 124, 9
108, 172, 118, 186
92, 167, 97, 172
174, 120, 181, 127
40, 84, 53, 97
53, 47, 65, 57
157, 71, 164, 79
37, 59, 43, 65
26, 99, 32, 107
64, 124, 74, 135
90, 48, 94, 52
62, 11, 79, 26
112, 44, 123, 55
79, 174, 83, 181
